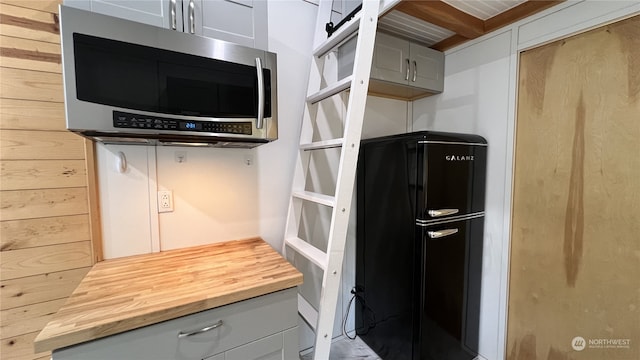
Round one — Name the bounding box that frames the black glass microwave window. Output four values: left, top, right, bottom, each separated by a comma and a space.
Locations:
72, 33, 271, 118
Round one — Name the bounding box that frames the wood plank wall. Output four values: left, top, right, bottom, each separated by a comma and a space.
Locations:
507, 15, 639, 360
0, 1, 97, 359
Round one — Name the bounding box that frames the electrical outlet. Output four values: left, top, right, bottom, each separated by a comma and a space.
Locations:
158, 190, 173, 213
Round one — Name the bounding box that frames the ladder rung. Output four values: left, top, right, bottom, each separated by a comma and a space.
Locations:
285, 237, 328, 270
298, 293, 318, 332
300, 138, 344, 151
307, 75, 353, 104
314, 12, 362, 57
292, 190, 335, 207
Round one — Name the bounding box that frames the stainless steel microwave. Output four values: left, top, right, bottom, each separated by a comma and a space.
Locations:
59, 5, 277, 148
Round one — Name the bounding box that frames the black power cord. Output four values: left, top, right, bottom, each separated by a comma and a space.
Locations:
342, 287, 376, 340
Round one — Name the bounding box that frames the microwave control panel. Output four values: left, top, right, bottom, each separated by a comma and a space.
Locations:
113, 111, 252, 135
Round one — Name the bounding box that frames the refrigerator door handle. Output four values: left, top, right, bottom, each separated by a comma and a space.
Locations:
427, 228, 459, 239
428, 208, 459, 217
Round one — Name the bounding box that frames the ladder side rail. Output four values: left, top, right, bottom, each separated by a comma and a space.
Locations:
312, 0, 336, 52
311, 1, 380, 358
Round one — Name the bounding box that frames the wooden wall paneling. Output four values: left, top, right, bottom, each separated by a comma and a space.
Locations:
0, 98, 65, 130
1, 0, 60, 14
0, 215, 90, 251
0, 159, 87, 190
0, 187, 89, 221
0, 130, 85, 160
1, 298, 66, 339
0, 0, 97, 358
0, 35, 62, 73
0, 67, 63, 102
0, 3, 60, 44
1, 331, 49, 360
1, 241, 92, 280
507, 15, 640, 360
83, 139, 103, 263
0, 267, 91, 311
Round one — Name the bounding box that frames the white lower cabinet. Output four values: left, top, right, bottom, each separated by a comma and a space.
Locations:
208, 327, 298, 360
52, 288, 299, 360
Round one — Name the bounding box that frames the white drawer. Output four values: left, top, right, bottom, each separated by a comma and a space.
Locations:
53, 288, 298, 360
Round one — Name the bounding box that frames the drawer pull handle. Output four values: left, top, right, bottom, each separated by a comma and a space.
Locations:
177, 320, 223, 338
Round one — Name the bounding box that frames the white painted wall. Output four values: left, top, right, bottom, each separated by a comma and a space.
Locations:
95, 0, 640, 357
411, 1, 640, 359
94, 0, 408, 351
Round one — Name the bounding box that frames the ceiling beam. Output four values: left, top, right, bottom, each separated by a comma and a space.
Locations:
431, 34, 467, 52
420, 0, 567, 51
394, 0, 484, 39
484, 0, 565, 33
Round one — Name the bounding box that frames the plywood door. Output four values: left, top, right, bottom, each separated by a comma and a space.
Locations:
507, 15, 639, 360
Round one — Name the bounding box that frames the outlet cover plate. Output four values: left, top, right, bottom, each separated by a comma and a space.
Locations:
158, 190, 173, 213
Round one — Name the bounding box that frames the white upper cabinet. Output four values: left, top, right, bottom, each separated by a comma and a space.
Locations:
338, 31, 445, 100
63, 0, 267, 50
408, 41, 444, 92
371, 32, 444, 93
370, 32, 410, 84
64, 0, 174, 28
198, 0, 268, 50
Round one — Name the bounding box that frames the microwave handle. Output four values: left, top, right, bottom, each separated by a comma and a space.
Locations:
255, 57, 264, 129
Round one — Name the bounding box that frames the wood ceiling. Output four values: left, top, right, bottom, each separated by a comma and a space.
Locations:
383, 0, 565, 51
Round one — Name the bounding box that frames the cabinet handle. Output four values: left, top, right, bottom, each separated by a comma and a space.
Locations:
188, 0, 195, 34
255, 57, 265, 129
405, 58, 410, 80
412, 60, 417, 82
427, 228, 459, 239
169, 0, 176, 30
177, 320, 223, 338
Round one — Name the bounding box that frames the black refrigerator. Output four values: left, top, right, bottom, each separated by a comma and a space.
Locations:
355, 131, 487, 360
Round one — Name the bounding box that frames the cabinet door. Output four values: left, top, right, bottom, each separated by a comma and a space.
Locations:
204, 353, 224, 360
199, 0, 268, 50
225, 333, 283, 360
370, 32, 410, 84
64, 0, 176, 29
410, 42, 444, 93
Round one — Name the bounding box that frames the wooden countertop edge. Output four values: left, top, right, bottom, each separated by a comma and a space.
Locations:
34, 276, 302, 353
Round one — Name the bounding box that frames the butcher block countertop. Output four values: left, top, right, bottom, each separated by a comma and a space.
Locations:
34, 237, 303, 353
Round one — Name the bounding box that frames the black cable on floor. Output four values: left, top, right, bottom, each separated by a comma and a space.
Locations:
342, 291, 358, 340
343, 288, 376, 340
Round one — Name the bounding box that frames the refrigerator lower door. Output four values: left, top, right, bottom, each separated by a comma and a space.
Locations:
417, 216, 484, 360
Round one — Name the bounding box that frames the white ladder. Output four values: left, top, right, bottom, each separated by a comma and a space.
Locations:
282, 1, 379, 359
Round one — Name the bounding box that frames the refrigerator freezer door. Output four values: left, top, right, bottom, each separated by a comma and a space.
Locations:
418, 141, 487, 221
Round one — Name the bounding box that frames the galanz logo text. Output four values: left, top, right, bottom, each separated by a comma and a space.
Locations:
445, 155, 474, 161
